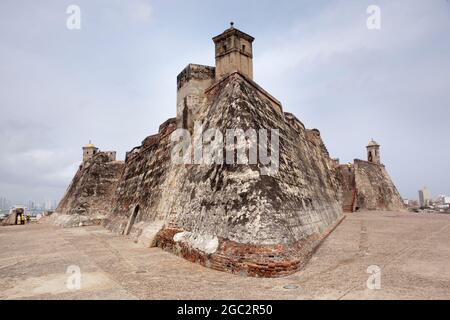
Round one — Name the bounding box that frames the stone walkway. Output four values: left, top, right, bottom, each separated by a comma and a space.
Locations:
1, 211, 449, 299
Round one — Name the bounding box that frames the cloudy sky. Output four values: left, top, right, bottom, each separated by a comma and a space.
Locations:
0, 0, 449, 204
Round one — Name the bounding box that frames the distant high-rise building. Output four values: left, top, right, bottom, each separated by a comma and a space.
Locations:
444, 196, 450, 205
418, 187, 432, 207
0, 197, 12, 211
45, 200, 56, 210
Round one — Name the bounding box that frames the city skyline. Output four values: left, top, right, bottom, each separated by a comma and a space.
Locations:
0, 196, 57, 210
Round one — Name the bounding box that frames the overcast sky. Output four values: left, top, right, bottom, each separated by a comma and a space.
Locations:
0, 0, 449, 204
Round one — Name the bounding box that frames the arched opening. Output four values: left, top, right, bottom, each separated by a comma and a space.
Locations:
368, 151, 373, 162
124, 205, 140, 236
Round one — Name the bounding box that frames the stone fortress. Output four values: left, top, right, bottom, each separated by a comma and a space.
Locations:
51, 24, 404, 278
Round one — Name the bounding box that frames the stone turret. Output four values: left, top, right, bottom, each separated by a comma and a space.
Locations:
367, 139, 381, 164
82, 141, 98, 163
213, 22, 254, 81
82, 141, 116, 163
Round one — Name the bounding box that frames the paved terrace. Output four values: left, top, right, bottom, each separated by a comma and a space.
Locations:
1, 211, 449, 299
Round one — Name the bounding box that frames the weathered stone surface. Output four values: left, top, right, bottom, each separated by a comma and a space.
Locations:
353, 159, 405, 211
52, 152, 124, 226
101, 118, 178, 245
47, 213, 100, 228
337, 160, 405, 212
163, 73, 343, 246
173, 231, 219, 254
2, 210, 20, 225
338, 164, 357, 213
98, 72, 344, 276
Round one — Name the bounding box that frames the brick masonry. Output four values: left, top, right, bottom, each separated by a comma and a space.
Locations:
155, 215, 346, 278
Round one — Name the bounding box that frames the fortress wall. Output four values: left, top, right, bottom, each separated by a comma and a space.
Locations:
50, 72, 403, 276
338, 164, 357, 212
153, 73, 344, 276
52, 153, 124, 227
165, 73, 343, 244
102, 118, 179, 244
354, 159, 405, 211
338, 164, 355, 192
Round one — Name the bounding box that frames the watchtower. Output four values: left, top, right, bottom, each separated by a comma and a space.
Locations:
82, 141, 98, 162
213, 22, 254, 81
367, 139, 381, 164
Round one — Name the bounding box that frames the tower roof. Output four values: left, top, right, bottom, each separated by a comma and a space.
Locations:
83, 141, 97, 149
212, 22, 255, 43
367, 139, 380, 147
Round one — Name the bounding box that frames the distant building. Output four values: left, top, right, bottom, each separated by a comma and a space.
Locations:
45, 200, 54, 210
435, 195, 444, 205
418, 187, 432, 207
0, 197, 12, 211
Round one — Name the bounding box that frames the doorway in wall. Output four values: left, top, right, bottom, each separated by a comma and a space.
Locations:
124, 205, 139, 236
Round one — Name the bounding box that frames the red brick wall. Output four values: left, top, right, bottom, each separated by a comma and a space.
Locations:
155, 215, 345, 278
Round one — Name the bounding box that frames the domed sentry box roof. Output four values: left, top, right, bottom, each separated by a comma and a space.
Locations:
83, 142, 97, 149
367, 139, 380, 147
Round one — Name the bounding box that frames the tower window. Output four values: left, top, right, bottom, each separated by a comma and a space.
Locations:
242, 45, 246, 52
223, 44, 227, 52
